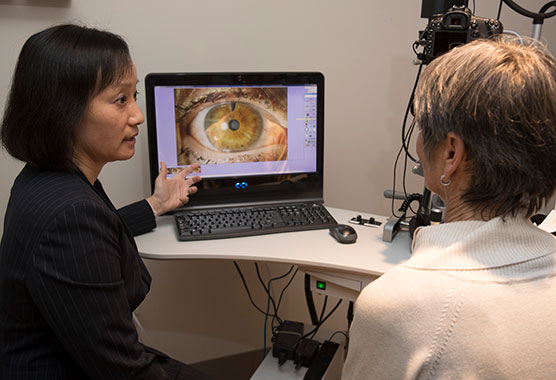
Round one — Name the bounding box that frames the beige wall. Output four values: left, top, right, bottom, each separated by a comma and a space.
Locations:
1, 0, 555, 364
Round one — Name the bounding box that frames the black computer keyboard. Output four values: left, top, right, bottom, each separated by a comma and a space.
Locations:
174, 202, 337, 241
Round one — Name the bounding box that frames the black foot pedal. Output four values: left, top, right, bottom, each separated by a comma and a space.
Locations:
303, 340, 339, 380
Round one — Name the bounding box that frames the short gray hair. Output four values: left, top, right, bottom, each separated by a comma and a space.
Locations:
414, 38, 556, 217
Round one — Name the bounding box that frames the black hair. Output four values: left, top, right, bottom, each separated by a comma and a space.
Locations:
1, 24, 131, 171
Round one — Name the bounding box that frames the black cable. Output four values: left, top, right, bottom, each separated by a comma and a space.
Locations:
255, 263, 280, 320
404, 119, 416, 158
319, 296, 328, 321
401, 105, 417, 163
412, 41, 420, 57
255, 263, 272, 297
398, 193, 424, 213
402, 120, 419, 215
391, 63, 423, 218
263, 265, 295, 358
402, 146, 411, 205
264, 264, 295, 328
233, 261, 297, 331
401, 63, 423, 164
328, 330, 349, 345
299, 299, 343, 341
394, 58, 424, 218
347, 301, 354, 329
391, 62, 423, 219
233, 261, 277, 317
304, 274, 319, 325
391, 143, 406, 219
301, 296, 329, 346
399, 69, 421, 214
402, 122, 414, 194
292, 298, 343, 361
276, 267, 299, 311
539, 2, 556, 14
502, 0, 556, 21
497, 0, 504, 20
271, 267, 299, 332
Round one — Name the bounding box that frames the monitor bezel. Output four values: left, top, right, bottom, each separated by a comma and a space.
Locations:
144, 72, 325, 209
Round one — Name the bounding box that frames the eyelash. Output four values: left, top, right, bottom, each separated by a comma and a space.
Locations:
116, 91, 139, 105
176, 90, 279, 126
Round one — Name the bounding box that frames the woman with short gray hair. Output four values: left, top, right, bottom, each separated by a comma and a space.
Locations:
343, 38, 556, 379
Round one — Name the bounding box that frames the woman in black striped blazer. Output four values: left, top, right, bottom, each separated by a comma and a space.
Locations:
0, 24, 210, 380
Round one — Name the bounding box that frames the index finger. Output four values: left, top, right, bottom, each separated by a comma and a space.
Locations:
179, 163, 201, 179
159, 161, 169, 179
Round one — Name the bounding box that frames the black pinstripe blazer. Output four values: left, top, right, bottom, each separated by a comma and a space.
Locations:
0, 165, 174, 379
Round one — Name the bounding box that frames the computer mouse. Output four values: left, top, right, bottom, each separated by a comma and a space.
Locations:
329, 224, 357, 244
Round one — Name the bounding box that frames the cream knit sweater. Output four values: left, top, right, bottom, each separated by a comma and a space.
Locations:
342, 216, 556, 379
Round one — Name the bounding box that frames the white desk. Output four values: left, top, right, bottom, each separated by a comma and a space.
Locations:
136, 207, 411, 280
135, 207, 412, 378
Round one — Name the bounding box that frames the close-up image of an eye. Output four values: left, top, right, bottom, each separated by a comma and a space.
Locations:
174, 87, 288, 165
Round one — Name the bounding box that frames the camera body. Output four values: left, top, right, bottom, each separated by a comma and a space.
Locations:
421, 5, 503, 63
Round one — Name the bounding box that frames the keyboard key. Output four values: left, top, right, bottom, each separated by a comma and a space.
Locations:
210, 226, 253, 234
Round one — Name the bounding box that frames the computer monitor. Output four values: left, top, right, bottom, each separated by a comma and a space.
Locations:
145, 72, 325, 209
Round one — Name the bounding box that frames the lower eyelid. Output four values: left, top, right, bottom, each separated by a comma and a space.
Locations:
182, 142, 281, 164
180, 129, 287, 164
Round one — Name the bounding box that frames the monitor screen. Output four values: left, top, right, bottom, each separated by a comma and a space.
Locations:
145, 72, 325, 208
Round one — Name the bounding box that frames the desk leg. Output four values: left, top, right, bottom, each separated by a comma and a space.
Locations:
304, 273, 319, 326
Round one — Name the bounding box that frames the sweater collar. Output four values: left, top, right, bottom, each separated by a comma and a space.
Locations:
407, 216, 556, 270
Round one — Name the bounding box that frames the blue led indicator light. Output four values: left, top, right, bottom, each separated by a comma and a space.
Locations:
235, 182, 248, 189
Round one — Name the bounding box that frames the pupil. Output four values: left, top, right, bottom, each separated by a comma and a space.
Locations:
229, 119, 240, 131
204, 101, 263, 152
